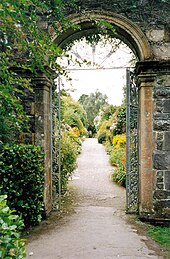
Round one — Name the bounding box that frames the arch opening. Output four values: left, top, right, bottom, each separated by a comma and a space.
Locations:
52, 11, 144, 214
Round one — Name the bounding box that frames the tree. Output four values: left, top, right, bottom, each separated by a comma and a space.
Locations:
79, 90, 108, 135
61, 95, 87, 135
100, 104, 117, 121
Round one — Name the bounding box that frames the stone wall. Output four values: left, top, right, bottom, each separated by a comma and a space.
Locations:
153, 63, 170, 221
136, 61, 170, 222
62, 0, 170, 62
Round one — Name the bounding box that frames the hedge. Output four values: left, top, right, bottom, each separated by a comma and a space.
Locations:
0, 144, 45, 227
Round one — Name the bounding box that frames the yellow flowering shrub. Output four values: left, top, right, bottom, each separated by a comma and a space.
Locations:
67, 127, 80, 137
112, 134, 126, 149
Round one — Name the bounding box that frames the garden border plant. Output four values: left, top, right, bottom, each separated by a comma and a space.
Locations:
0, 195, 26, 258
0, 144, 45, 228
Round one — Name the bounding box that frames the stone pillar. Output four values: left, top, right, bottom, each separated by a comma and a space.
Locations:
33, 73, 53, 214
136, 62, 155, 219
13, 68, 55, 214
136, 61, 170, 222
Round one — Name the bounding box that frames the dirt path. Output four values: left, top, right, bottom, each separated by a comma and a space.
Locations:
26, 138, 164, 259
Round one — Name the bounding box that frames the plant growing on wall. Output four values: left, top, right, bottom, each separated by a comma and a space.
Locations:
0, 0, 77, 143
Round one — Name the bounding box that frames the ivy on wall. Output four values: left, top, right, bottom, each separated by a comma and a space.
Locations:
0, 0, 76, 144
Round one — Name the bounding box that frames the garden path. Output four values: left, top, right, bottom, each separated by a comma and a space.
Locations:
26, 138, 164, 259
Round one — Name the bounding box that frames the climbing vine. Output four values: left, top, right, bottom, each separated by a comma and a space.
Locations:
0, 0, 76, 143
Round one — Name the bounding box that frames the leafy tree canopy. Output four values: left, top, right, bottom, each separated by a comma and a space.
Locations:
60, 95, 87, 133
79, 90, 108, 128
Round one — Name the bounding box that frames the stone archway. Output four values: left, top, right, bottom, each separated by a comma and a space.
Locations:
53, 11, 152, 61
31, 8, 170, 223
53, 11, 155, 218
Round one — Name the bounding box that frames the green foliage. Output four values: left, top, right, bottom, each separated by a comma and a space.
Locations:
96, 105, 115, 145
112, 105, 126, 136
148, 226, 170, 256
0, 65, 31, 143
0, 0, 76, 143
63, 20, 117, 49
0, 195, 26, 258
100, 104, 117, 121
110, 147, 126, 187
98, 132, 107, 144
106, 133, 126, 187
109, 147, 124, 167
60, 95, 87, 135
55, 94, 85, 194
79, 90, 108, 130
57, 132, 80, 192
0, 144, 45, 227
96, 103, 126, 186
112, 165, 126, 187
61, 95, 87, 135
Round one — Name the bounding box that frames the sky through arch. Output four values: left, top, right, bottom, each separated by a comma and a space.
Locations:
57, 36, 137, 105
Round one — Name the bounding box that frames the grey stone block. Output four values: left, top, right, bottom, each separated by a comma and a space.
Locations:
163, 100, 170, 112
165, 171, 170, 190
163, 132, 170, 150
154, 87, 170, 99
153, 120, 170, 131
153, 152, 170, 170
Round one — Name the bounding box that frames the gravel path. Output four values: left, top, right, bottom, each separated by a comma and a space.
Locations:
26, 138, 164, 259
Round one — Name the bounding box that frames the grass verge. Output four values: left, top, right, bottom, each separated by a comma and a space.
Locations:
148, 225, 170, 258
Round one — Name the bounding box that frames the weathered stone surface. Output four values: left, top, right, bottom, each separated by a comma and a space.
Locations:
165, 171, 170, 190
154, 113, 170, 120
28, 116, 35, 133
153, 43, 170, 60
156, 132, 164, 141
154, 190, 170, 200
157, 171, 164, 179
156, 183, 164, 190
11, 2, 170, 223
155, 101, 163, 112
156, 141, 163, 150
155, 75, 170, 87
156, 100, 170, 113
24, 133, 34, 144
154, 200, 170, 209
153, 87, 170, 99
164, 132, 170, 150
153, 120, 170, 131
153, 152, 170, 170
137, 61, 170, 222
146, 30, 164, 42
163, 100, 170, 112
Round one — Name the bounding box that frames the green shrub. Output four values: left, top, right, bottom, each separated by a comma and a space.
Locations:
109, 146, 126, 187
0, 144, 45, 227
112, 105, 126, 135
109, 147, 125, 167
0, 195, 26, 258
98, 131, 107, 144
112, 166, 126, 187
57, 132, 79, 193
